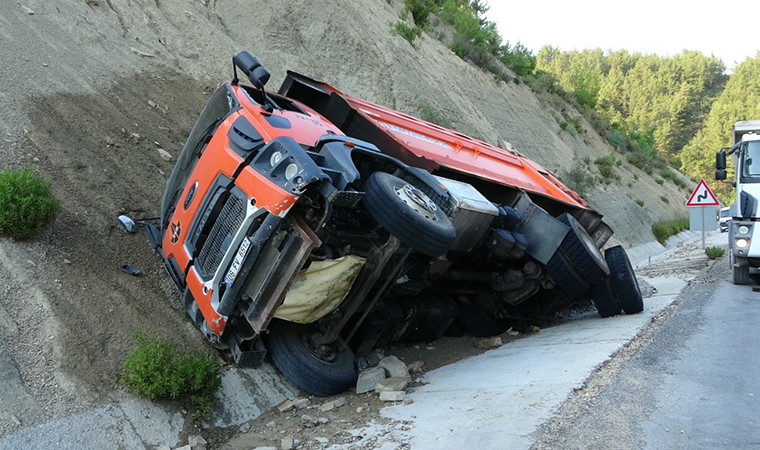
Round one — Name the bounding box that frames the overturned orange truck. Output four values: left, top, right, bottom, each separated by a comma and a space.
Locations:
146, 52, 643, 396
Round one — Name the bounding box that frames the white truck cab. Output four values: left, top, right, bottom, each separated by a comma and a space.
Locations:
716, 120, 760, 284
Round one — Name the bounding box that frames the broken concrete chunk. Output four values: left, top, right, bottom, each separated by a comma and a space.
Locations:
265, 421, 276, 429
301, 414, 318, 428
375, 376, 410, 393
292, 397, 310, 410
281, 436, 295, 450
316, 417, 329, 425
475, 336, 502, 350
332, 396, 347, 408
507, 329, 520, 337
239, 422, 251, 433
379, 391, 406, 402
176, 446, 191, 450
189, 435, 207, 450
320, 402, 335, 412
356, 366, 386, 394
415, 376, 429, 385
314, 437, 329, 444
21, 5, 34, 15
277, 399, 295, 413
378, 355, 409, 378
531, 325, 541, 332
130, 46, 155, 58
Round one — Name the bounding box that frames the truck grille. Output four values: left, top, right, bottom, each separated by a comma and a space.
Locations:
196, 194, 245, 278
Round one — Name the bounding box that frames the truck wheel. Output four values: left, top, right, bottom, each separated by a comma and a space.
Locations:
731, 253, 750, 285
590, 278, 621, 318
604, 245, 643, 314
265, 320, 357, 397
363, 172, 456, 256
545, 249, 590, 298
556, 213, 609, 285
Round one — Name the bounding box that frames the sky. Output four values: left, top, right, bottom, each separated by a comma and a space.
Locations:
486, 0, 758, 72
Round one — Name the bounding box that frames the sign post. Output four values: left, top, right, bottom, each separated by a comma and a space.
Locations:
686, 179, 720, 249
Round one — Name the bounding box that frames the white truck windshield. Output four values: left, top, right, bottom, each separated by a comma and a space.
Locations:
741, 141, 760, 179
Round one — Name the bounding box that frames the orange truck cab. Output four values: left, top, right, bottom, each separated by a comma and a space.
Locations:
148, 52, 642, 396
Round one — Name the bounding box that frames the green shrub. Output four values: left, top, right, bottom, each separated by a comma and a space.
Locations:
421, 105, 452, 128
122, 331, 221, 419
0, 168, 59, 240
394, 22, 423, 45
660, 195, 669, 203
563, 163, 596, 197
656, 178, 664, 185
594, 154, 620, 182
651, 217, 689, 243
635, 199, 644, 206
705, 246, 725, 259
405, 0, 432, 28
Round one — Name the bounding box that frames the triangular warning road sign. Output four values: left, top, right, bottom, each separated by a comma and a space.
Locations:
686, 179, 719, 207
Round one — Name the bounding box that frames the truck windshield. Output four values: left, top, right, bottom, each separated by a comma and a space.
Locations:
160, 86, 235, 228
741, 140, 760, 181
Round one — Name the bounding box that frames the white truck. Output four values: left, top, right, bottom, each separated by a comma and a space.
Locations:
716, 120, 760, 284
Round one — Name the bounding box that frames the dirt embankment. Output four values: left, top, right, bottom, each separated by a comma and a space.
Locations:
0, 0, 690, 435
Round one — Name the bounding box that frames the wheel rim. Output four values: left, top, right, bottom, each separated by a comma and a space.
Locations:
576, 222, 607, 270
394, 183, 439, 222
298, 331, 339, 365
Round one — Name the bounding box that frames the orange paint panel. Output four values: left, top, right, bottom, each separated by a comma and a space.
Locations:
235, 166, 298, 216
186, 266, 226, 335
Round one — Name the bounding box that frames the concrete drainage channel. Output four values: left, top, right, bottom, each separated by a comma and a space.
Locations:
0, 231, 718, 449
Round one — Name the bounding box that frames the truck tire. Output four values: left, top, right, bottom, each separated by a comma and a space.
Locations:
265, 320, 357, 397
556, 213, 610, 285
590, 278, 621, 318
363, 172, 456, 256
545, 249, 591, 298
604, 245, 644, 314
731, 253, 750, 285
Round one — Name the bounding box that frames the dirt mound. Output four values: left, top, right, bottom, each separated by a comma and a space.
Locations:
0, 0, 689, 435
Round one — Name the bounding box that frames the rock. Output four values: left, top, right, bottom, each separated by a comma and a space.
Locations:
21, 5, 34, 15
356, 407, 364, 413
378, 355, 409, 378
292, 397, 310, 410
403, 399, 414, 405
181, 47, 199, 59
301, 414, 318, 428
407, 360, 424, 374
379, 391, 406, 402
320, 402, 334, 412
531, 325, 541, 332
375, 376, 410, 393
332, 396, 347, 408
176, 446, 192, 450
10, 415, 21, 426
415, 376, 429, 385
507, 329, 520, 337
277, 399, 295, 413
189, 435, 207, 450
281, 436, 295, 450
356, 367, 386, 394
265, 421, 276, 429
130, 46, 155, 58
239, 422, 251, 433
158, 148, 173, 161
157, 446, 171, 450
475, 336, 502, 350
314, 437, 329, 444
316, 417, 329, 425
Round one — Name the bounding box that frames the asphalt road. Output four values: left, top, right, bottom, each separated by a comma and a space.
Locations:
535, 255, 760, 449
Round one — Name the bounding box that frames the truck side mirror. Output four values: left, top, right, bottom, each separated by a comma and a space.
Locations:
716, 170, 727, 181
716, 151, 727, 170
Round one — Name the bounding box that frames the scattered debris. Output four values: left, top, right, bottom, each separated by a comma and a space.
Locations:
280, 436, 295, 450
301, 414, 318, 428
188, 435, 207, 450
506, 327, 521, 337
415, 376, 429, 385
531, 325, 541, 333
10, 416, 21, 426
407, 360, 424, 375
21, 5, 34, 15
475, 336, 502, 350
239, 422, 251, 433
265, 421, 276, 429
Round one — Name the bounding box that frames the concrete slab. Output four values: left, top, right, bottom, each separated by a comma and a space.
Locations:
380, 275, 684, 449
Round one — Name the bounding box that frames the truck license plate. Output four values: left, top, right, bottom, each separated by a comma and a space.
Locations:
224, 237, 251, 287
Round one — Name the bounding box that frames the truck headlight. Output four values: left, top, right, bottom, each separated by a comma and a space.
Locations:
736, 238, 749, 248
739, 225, 750, 235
